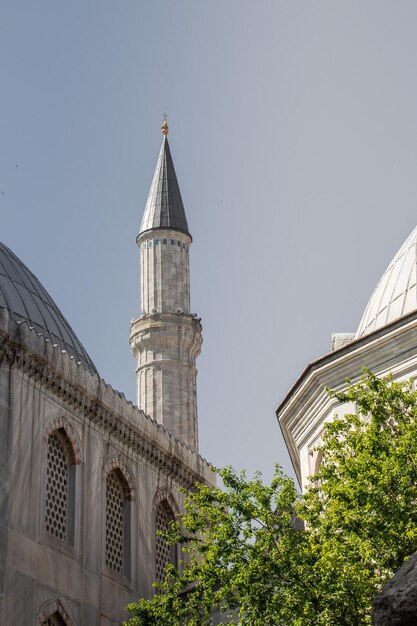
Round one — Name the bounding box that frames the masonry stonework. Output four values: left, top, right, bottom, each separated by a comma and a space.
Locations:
138, 230, 191, 316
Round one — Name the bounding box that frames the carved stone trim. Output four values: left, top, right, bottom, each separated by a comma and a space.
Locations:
152, 488, 179, 518
43, 415, 82, 465
103, 456, 135, 501
0, 329, 211, 489
37, 597, 75, 626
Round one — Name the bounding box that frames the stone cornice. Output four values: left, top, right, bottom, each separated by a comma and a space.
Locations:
130, 311, 203, 337
277, 308, 417, 416
137, 228, 192, 246
0, 309, 214, 490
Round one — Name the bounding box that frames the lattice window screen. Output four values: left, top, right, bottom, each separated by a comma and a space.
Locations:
45, 432, 68, 541
44, 613, 66, 626
105, 471, 125, 573
155, 501, 175, 582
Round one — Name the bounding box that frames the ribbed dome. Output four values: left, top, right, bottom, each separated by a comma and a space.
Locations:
357, 225, 417, 337
0, 242, 97, 373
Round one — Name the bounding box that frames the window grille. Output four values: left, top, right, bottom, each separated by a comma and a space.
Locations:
45, 433, 68, 541
155, 501, 176, 583
105, 471, 125, 573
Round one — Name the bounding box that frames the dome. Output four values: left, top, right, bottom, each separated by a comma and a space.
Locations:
0, 242, 97, 373
357, 225, 417, 337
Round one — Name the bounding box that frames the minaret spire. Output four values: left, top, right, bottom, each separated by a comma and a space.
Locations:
130, 120, 202, 450
139, 117, 190, 238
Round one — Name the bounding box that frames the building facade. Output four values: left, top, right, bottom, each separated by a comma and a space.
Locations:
277, 224, 417, 491
0, 120, 214, 625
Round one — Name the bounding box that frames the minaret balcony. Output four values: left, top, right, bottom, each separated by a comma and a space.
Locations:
130, 312, 202, 359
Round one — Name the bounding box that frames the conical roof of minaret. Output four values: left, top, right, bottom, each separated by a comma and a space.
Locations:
139, 118, 190, 238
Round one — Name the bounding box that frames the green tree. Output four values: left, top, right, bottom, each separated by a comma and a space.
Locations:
300, 371, 417, 624
124, 371, 417, 626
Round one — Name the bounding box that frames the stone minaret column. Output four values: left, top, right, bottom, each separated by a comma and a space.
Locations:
130, 117, 202, 451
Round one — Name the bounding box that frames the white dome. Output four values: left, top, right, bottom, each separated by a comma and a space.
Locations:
357, 225, 417, 337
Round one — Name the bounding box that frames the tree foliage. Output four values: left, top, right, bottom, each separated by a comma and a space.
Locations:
124, 371, 417, 626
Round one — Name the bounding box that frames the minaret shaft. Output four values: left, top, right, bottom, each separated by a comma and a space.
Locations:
139, 229, 191, 316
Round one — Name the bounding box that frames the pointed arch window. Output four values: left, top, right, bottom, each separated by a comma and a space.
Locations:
105, 469, 131, 575
43, 613, 67, 626
37, 598, 75, 626
155, 500, 176, 583
45, 429, 75, 544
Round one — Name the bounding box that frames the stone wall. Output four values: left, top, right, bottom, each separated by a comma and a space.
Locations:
373, 552, 417, 626
0, 310, 214, 625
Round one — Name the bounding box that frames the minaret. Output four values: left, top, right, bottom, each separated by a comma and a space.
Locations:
130, 117, 202, 450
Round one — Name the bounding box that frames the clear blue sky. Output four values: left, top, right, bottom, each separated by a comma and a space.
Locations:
2, 1, 417, 482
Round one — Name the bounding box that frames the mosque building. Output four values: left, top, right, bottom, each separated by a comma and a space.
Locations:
0, 118, 214, 625
3, 106, 416, 624
277, 225, 417, 490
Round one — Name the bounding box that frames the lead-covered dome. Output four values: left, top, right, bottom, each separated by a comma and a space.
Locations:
357, 225, 417, 337
0, 242, 97, 373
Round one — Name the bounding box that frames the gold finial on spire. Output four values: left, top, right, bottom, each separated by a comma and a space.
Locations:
161, 113, 169, 137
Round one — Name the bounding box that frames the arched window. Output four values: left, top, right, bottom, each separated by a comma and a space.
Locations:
105, 469, 130, 575
43, 613, 67, 626
155, 500, 176, 583
45, 429, 75, 544
37, 597, 75, 626
313, 449, 324, 475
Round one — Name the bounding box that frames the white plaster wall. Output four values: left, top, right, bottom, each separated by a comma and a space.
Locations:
299, 401, 356, 492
